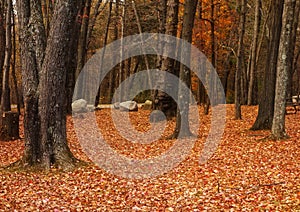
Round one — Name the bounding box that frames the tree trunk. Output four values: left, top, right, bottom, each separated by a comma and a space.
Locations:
95, 0, 113, 107
247, 0, 261, 105
41, 0, 54, 36
0, 111, 19, 141
113, 0, 120, 101
11, 5, 21, 114
76, 0, 92, 80
38, 0, 80, 169
0, 1, 5, 101
251, 0, 284, 130
271, 0, 297, 139
86, 0, 103, 50
17, 0, 80, 170
118, 0, 126, 102
17, 0, 43, 164
287, 0, 300, 98
155, 0, 167, 69
172, 0, 198, 138
235, 0, 247, 120
132, 0, 152, 89
203, 0, 216, 115
108, 0, 120, 103
1, 0, 13, 113
152, 0, 179, 120
65, 1, 84, 114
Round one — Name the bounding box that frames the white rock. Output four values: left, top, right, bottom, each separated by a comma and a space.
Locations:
119, 101, 138, 111
72, 99, 88, 113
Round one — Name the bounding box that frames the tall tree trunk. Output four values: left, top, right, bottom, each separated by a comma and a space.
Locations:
0, 1, 5, 101
251, 0, 284, 130
76, 0, 92, 80
132, 0, 151, 89
95, 0, 113, 107
113, 0, 120, 100
152, 0, 179, 120
11, 3, 21, 114
247, 0, 261, 105
108, 0, 120, 103
65, 1, 84, 114
235, 0, 247, 119
31, 0, 47, 73
1, 0, 12, 113
38, 0, 79, 169
118, 0, 126, 102
272, 0, 297, 139
173, 0, 198, 138
287, 0, 300, 98
203, 0, 216, 115
155, 0, 167, 70
86, 0, 103, 50
17, 0, 43, 164
17, 0, 80, 170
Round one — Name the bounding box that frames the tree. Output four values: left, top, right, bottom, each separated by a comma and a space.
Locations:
1, 0, 12, 113
247, 0, 261, 105
0, 1, 5, 100
272, 0, 298, 139
287, 0, 300, 98
94, 0, 113, 107
251, 0, 284, 130
17, 0, 81, 170
76, 0, 92, 80
65, 1, 84, 114
235, 0, 247, 119
173, 0, 198, 138
152, 0, 179, 120
198, 0, 218, 115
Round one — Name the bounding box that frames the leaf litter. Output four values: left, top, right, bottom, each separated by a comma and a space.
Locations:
0, 105, 299, 211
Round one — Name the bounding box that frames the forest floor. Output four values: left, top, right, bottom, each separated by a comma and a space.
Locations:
0, 105, 299, 211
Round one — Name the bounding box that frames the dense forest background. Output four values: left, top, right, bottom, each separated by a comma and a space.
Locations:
1, 0, 299, 106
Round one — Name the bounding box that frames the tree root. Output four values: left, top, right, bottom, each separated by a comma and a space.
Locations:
0, 157, 90, 173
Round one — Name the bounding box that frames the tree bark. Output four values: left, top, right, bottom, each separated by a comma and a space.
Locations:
155, 0, 167, 70
152, 0, 179, 120
1, 0, 12, 113
11, 4, 21, 114
172, 0, 198, 138
202, 0, 216, 115
38, 0, 80, 169
132, 0, 151, 89
287, 0, 300, 98
235, 0, 247, 120
108, 0, 120, 103
251, 0, 284, 130
65, 1, 84, 114
86, 0, 103, 50
271, 0, 297, 139
17, 0, 42, 164
76, 0, 92, 80
0, 1, 5, 101
247, 0, 261, 105
95, 0, 113, 107
17, 0, 80, 170
118, 0, 126, 102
